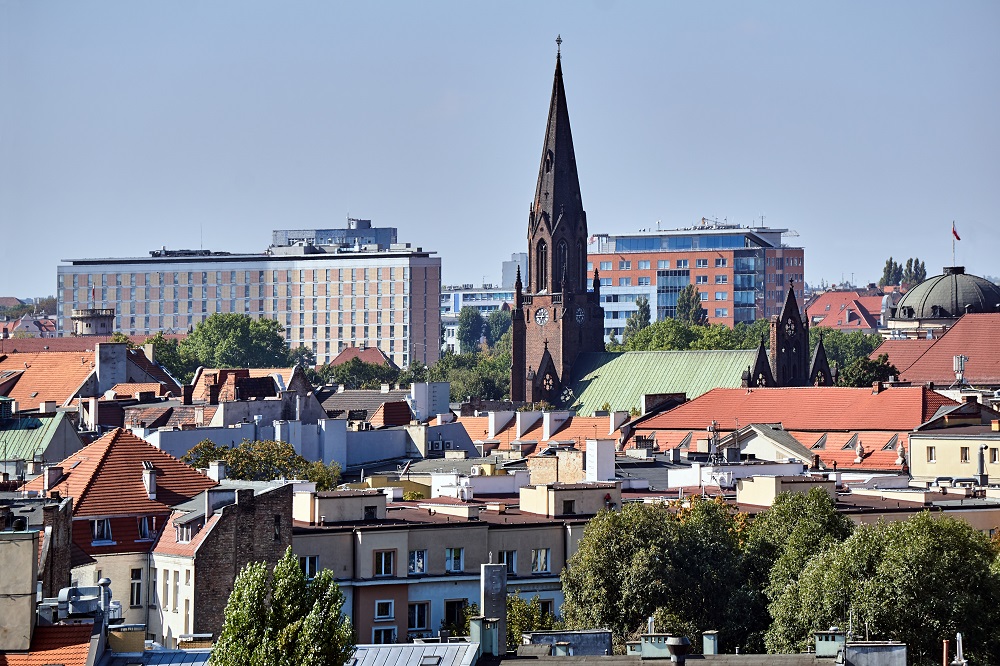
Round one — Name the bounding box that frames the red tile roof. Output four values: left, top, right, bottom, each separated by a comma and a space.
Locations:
873, 313, 1000, 386
126, 348, 182, 395
0, 296, 26, 308
0, 334, 186, 355
805, 291, 883, 331
453, 414, 625, 456
23, 428, 216, 516
636, 386, 957, 434
788, 430, 908, 471
370, 401, 414, 428
331, 346, 399, 369
153, 510, 221, 557
0, 623, 94, 666
110, 382, 168, 398
0, 351, 96, 407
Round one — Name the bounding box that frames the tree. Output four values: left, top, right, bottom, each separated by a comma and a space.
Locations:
457, 307, 486, 353
181, 439, 341, 489
143, 332, 188, 382
109, 331, 137, 347
622, 296, 651, 343
675, 285, 706, 325
506, 595, 556, 650
837, 353, 898, 387
289, 345, 317, 369
766, 513, 1000, 664
485, 309, 512, 348
427, 328, 512, 401
213, 547, 354, 666
561, 499, 757, 651
180, 313, 290, 375
318, 357, 399, 390
807, 328, 880, 371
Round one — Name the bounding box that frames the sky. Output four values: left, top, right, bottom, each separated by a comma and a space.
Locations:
2, 1, 998, 298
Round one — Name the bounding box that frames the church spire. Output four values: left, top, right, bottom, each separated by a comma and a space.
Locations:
527, 38, 587, 294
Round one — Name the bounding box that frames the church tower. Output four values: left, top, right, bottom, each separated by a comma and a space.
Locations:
511, 41, 605, 404
769, 280, 812, 386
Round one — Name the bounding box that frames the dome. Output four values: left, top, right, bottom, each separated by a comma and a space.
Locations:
893, 267, 1000, 320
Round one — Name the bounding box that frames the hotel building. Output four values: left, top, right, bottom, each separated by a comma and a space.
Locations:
587, 222, 805, 337
56, 237, 441, 368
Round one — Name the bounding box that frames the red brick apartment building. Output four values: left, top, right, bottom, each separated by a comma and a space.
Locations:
587, 222, 804, 333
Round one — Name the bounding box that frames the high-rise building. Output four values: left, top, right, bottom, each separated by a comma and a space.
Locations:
56, 241, 440, 368
501, 253, 528, 289
587, 221, 805, 336
511, 48, 605, 404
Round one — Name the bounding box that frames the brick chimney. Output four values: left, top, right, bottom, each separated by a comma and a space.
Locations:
182, 384, 194, 406
142, 462, 157, 499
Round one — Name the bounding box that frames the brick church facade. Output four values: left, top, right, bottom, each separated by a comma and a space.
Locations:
512, 47, 605, 404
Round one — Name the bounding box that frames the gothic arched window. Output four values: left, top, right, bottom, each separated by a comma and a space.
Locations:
556, 240, 569, 288
536, 240, 548, 292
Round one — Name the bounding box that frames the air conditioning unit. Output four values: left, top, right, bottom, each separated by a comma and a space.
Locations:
470, 465, 481, 476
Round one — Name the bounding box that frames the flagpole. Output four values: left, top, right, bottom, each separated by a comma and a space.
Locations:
952, 220, 956, 267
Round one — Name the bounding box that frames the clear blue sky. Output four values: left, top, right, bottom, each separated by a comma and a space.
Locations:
2, 1, 998, 298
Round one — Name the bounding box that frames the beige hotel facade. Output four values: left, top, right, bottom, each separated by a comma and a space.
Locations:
56, 244, 441, 368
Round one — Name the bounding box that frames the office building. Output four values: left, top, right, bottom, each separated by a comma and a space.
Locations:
57, 240, 441, 368
271, 218, 397, 249
501, 253, 528, 289
587, 221, 805, 331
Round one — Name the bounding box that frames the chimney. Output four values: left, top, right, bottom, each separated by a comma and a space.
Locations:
872, 381, 884, 394
992, 420, 999, 432
703, 630, 719, 655
182, 384, 193, 406
610, 410, 630, 434
194, 405, 205, 427
208, 460, 227, 482
43, 466, 63, 495
208, 384, 220, 405
143, 343, 155, 364
964, 395, 979, 404
38, 401, 56, 414
142, 462, 156, 499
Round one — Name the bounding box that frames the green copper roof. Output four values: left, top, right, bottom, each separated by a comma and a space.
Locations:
567, 350, 757, 416
0, 411, 68, 462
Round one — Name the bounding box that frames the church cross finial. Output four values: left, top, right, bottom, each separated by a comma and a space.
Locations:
556, 34, 562, 57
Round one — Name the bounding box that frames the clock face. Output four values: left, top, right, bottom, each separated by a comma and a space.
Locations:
534, 307, 550, 326
575, 307, 586, 323
784, 318, 796, 336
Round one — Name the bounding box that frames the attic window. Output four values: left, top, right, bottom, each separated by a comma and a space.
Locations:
420, 658, 442, 666
30, 392, 38, 398
882, 434, 899, 451
841, 434, 858, 451
810, 434, 827, 450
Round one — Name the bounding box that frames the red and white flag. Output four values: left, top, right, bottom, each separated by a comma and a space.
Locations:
952, 221, 961, 241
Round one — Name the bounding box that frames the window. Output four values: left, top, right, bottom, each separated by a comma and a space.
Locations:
695, 275, 708, 284
408, 550, 427, 574
676, 259, 689, 268
991, 448, 999, 464
531, 548, 551, 574
715, 258, 728, 267
715, 275, 728, 284
637, 260, 651, 270
130, 569, 143, 607
599, 278, 612, 287
408, 602, 429, 630
699, 292, 708, 301
927, 446, 936, 463
374, 550, 395, 577
364, 505, 378, 521
715, 292, 728, 301
91, 518, 113, 544
499, 550, 517, 575
372, 627, 396, 644
638, 276, 651, 286
444, 600, 468, 628
599, 261, 612, 271
539, 599, 555, 617
960, 447, 970, 463
299, 556, 319, 580
273, 515, 281, 541
562, 499, 576, 515
173, 569, 179, 612
586, 262, 593, 272
618, 261, 631, 270
445, 547, 464, 573
695, 259, 708, 268
714, 308, 729, 318
618, 278, 632, 286
150, 568, 157, 608
657, 260, 670, 269
162, 570, 169, 612
137, 516, 153, 541
375, 600, 394, 620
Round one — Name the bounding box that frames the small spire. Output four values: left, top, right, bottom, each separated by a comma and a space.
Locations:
556, 34, 562, 58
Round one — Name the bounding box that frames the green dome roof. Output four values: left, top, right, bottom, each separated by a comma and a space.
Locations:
894, 267, 1000, 320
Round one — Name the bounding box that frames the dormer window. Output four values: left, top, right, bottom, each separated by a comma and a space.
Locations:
176, 524, 192, 543
137, 516, 155, 541
91, 518, 113, 544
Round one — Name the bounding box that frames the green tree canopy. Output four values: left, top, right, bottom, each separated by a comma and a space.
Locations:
485, 309, 513, 348
622, 296, 651, 343
506, 595, 556, 650
213, 547, 354, 666
457, 307, 486, 354
807, 328, 881, 371
675, 285, 706, 325
316, 357, 399, 390
428, 327, 512, 401
143, 332, 186, 382
182, 439, 341, 490
837, 353, 898, 387
560, 499, 759, 651
182, 313, 290, 374
766, 512, 1000, 664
